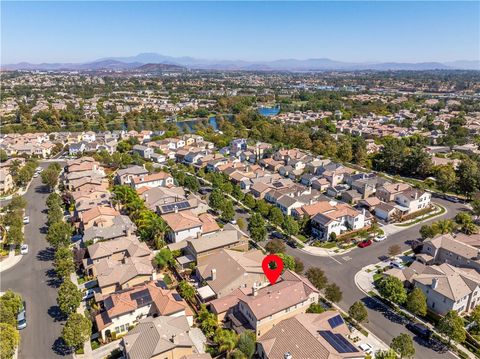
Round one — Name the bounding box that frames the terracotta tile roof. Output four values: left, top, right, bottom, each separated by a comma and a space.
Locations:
81, 206, 119, 225
132, 171, 172, 185
162, 210, 202, 232
198, 213, 220, 234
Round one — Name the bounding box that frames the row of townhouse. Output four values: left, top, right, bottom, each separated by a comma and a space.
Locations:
386, 233, 480, 316
63, 158, 209, 356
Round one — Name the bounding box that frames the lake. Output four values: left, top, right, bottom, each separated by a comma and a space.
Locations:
175, 116, 220, 133
258, 106, 280, 117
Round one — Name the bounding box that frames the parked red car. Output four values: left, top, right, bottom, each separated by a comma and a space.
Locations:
358, 239, 372, 248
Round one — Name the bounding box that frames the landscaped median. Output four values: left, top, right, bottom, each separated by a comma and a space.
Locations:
395, 203, 446, 227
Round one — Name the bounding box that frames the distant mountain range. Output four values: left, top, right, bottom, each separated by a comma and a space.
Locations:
2, 53, 479, 71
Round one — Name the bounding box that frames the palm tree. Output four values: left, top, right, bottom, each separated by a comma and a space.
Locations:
214, 328, 238, 354
137, 211, 168, 246
432, 219, 456, 234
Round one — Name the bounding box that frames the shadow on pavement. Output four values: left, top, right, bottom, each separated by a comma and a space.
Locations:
361, 296, 408, 325
45, 268, 62, 288
52, 337, 72, 356
48, 305, 67, 322
37, 248, 55, 261
413, 336, 449, 353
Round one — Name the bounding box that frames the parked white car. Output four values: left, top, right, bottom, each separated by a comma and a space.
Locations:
82, 289, 95, 301
23, 216, 30, 224
20, 244, 28, 255
374, 235, 387, 242
359, 343, 373, 354
390, 259, 405, 269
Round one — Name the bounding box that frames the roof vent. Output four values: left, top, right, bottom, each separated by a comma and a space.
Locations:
284, 352, 293, 359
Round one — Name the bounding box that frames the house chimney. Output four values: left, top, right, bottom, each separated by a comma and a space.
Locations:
144, 194, 148, 202
211, 268, 216, 281
432, 278, 438, 289
174, 205, 178, 213
284, 353, 293, 359
252, 284, 258, 297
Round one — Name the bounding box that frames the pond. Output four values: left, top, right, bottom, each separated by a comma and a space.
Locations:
258, 106, 280, 117
175, 116, 219, 133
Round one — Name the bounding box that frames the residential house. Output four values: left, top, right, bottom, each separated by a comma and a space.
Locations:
80, 206, 120, 231
122, 316, 203, 359
162, 210, 219, 243
115, 165, 149, 185
131, 172, 174, 190
95, 281, 193, 340
376, 183, 411, 203
257, 312, 362, 359
311, 204, 366, 241
394, 189, 431, 214
132, 145, 154, 159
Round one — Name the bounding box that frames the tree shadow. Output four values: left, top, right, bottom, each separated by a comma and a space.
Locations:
45, 268, 62, 288
412, 335, 449, 353
361, 296, 407, 325
51, 337, 72, 356
37, 247, 55, 261
48, 305, 67, 322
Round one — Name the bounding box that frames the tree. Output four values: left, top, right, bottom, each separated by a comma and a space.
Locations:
255, 200, 270, 218
136, 210, 167, 246
0, 323, 19, 359
419, 225, 437, 240
456, 158, 478, 198
375, 350, 398, 359
154, 248, 173, 270
455, 212, 478, 234
432, 219, 456, 234
41, 167, 59, 191
305, 267, 328, 290
6, 225, 24, 246
221, 200, 236, 222
391, 333, 415, 358
46, 222, 73, 249
47, 204, 64, 226
236, 217, 247, 231
237, 330, 256, 358
178, 280, 195, 302
209, 189, 224, 211
214, 328, 238, 354
46, 192, 63, 210
282, 216, 299, 239
325, 283, 342, 303
248, 213, 267, 242
243, 194, 256, 209
378, 276, 407, 304
348, 301, 368, 323
265, 239, 286, 254
406, 288, 427, 316
277, 253, 295, 271
61, 313, 92, 350
0, 291, 23, 326
437, 310, 466, 344
0, 149, 7, 162
306, 303, 325, 313
436, 165, 456, 194
57, 279, 82, 316
8, 196, 27, 211
294, 257, 304, 274
228, 349, 247, 359
268, 207, 284, 227
471, 199, 480, 218
388, 244, 402, 257
54, 247, 75, 278
183, 176, 200, 193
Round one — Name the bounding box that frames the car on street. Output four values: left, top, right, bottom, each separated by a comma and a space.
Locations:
20, 244, 29, 255
199, 187, 210, 195
33, 173, 39, 178
23, 216, 30, 224
390, 259, 405, 269
358, 239, 372, 248
271, 231, 284, 239
82, 289, 95, 301
374, 235, 387, 242
17, 302, 27, 330
359, 343, 373, 354
406, 322, 432, 339
286, 240, 298, 248
229, 219, 237, 225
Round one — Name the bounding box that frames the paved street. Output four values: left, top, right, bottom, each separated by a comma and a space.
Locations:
1, 165, 71, 359
286, 198, 467, 359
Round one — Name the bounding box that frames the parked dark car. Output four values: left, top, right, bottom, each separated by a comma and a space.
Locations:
358, 239, 372, 248
287, 240, 298, 248
406, 322, 432, 339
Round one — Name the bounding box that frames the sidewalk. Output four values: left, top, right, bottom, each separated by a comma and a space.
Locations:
91, 339, 121, 359
71, 273, 93, 359
0, 249, 23, 273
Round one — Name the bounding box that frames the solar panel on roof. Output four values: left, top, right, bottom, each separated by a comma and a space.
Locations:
172, 293, 183, 302
319, 331, 359, 353
130, 289, 152, 306
328, 314, 344, 329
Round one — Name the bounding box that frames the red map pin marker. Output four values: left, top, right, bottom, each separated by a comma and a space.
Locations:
262, 254, 284, 285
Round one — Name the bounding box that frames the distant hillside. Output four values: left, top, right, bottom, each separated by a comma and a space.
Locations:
3, 53, 480, 71
134, 63, 185, 72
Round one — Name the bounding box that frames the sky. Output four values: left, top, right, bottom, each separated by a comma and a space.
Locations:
1, 1, 479, 64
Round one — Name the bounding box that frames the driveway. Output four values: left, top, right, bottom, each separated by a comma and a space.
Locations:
1, 164, 72, 359
286, 198, 466, 358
